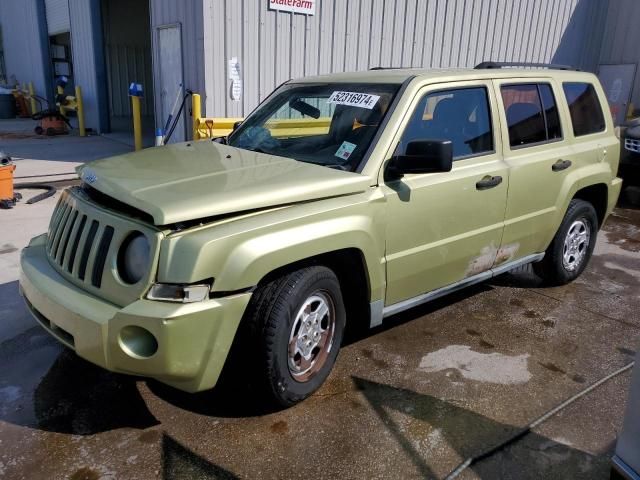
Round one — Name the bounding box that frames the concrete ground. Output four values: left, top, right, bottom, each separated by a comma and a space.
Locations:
0, 126, 639, 479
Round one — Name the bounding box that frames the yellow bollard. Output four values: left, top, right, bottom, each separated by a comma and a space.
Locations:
131, 95, 142, 151
192, 93, 201, 140
28, 82, 36, 115
75, 86, 86, 137
57, 85, 65, 116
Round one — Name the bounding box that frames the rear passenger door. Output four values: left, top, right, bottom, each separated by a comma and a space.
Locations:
494, 79, 573, 262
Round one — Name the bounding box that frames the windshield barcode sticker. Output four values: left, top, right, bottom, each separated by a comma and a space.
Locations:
327, 91, 380, 109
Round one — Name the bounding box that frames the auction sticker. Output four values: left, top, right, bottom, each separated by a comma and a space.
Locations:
328, 91, 380, 109
335, 141, 357, 160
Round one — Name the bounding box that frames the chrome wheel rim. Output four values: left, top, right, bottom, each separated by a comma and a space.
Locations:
288, 291, 336, 382
562, 219, 591, 272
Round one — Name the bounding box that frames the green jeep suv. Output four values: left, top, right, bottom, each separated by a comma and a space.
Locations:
20, 63, 621, 406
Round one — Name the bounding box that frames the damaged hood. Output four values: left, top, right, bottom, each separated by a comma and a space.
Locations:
77, 141, 371, 225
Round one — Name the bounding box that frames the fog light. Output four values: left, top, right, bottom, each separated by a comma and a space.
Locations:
119, 325, 158, 359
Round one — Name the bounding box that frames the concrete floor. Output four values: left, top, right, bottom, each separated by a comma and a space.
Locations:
0, 132, 639, 478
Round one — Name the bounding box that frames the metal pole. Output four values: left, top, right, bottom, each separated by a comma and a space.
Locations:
28, 82, 36, 115
131, 95, 142, 151
75, 86, 86, 137
192, 93, 201, 140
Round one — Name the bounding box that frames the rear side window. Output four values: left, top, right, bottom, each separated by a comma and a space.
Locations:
500, 83, 562, 148
562, 82, 606, 136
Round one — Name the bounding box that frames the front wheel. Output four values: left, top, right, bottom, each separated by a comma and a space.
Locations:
534, 199, 598, 285
240, 266, 346, 407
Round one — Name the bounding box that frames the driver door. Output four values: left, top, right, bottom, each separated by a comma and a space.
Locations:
382, 81, 509, 306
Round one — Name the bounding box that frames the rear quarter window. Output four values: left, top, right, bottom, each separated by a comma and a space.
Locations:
562, 82, 606, 136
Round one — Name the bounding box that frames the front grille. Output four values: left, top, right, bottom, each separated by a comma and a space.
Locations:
625, 138, 640, 154
47, 194, 115, 288
45, 188, 161, 307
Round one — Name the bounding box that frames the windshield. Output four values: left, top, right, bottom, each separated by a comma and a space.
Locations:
227, 83, 400, 171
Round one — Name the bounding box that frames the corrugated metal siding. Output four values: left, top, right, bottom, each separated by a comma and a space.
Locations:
45, 0, 70, 35
599, 0, 640, 108
69, 0, 108, 132
150, 0, 205, 132
203, 0, 608, 118
0, 0, 52, 100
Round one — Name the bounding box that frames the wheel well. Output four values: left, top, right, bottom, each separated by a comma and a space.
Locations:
573, 183, 608, 228
257, 248, 371, 334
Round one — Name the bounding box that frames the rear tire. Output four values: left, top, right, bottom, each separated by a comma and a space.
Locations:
534, 199, 598, 286
240, 266, 346, 407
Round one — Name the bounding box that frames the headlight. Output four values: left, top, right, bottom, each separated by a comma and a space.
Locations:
147, 282, 211, 303
117, 232, 150, 284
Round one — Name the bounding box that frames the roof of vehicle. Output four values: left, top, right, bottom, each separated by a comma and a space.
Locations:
293, 67, 598, 85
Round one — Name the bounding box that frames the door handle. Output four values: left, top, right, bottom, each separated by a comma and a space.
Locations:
476, 175, 503, 190
552, 159, 572, 172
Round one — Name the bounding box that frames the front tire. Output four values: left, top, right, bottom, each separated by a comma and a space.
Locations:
534, 199, 598, 285
241, 266, 346, 407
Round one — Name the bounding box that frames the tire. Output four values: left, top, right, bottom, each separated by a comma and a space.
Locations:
239, 266, 346, 407
534, 199, 598, 286
34, 126, 43, 135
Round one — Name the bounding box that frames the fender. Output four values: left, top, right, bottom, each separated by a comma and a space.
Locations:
542, 159, 615, 250
158, 189, 388, 302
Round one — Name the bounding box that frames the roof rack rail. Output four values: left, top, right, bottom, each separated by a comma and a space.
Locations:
474, 61, 578, 71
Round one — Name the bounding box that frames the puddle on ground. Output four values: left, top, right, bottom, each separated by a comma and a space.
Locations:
418, 345, 531, 385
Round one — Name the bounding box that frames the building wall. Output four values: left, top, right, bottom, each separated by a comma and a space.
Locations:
599, 0, 640, 109
202, 0, 609, 118
0, 0, 53, 101
69, 0, 109, 133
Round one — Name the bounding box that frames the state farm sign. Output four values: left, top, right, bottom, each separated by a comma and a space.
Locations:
269, 0, 316, 15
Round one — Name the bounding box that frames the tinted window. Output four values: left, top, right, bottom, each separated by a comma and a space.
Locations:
398, 87, 493, 159
539, 84, 562, 140
562, 82, 605, 136
502, 84, 548, 147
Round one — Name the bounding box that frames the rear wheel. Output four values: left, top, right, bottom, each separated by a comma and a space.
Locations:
240, 266, 346, 407
534, 199, 598, 285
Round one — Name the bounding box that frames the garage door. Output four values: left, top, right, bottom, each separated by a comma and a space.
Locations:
45, 0, 70, 35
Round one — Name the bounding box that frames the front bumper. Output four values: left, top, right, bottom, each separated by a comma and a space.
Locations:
19, 234, 252, 392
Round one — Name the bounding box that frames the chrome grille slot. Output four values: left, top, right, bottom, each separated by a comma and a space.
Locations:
92, 226, 114, 288
44, 187, 161, 307
78, 220, 99, 281
57, 210, 78, 266
67, 214, 87, 273
625, 138, 640, 154
49, 202, 71, 256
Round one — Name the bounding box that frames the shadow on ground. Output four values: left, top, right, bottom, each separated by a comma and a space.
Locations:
354, 376, 614, 479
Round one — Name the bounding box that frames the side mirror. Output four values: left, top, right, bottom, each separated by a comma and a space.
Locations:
387, 140, 453, 179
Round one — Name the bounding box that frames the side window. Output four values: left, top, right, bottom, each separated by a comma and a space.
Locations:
501, 83, 562, 147
398, 87, 493, 160
562, 82, 606, 136
539, 84, 562, 140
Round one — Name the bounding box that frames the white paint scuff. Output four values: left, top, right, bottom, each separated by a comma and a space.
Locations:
418, 345, 531, 385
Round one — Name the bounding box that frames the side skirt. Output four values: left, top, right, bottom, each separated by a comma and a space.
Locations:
369, 253, 544, 327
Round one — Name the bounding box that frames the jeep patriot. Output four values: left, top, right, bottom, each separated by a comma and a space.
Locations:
20, 63, 621, 406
